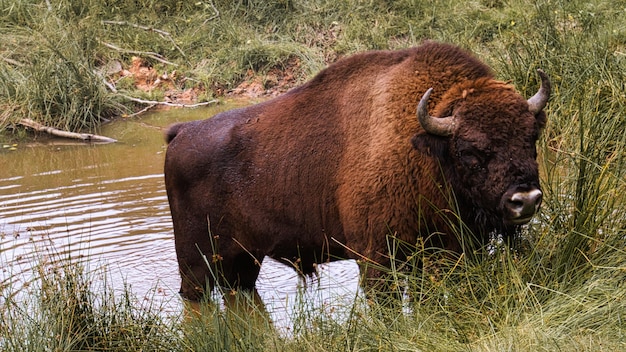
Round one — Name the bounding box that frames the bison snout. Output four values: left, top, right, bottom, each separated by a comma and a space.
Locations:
503, 188, 542, 225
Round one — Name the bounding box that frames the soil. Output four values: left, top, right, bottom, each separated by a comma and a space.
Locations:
227, 56, 303, 98
111, 56, 303, 106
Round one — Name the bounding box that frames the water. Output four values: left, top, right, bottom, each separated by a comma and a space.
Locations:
0, 101, 361, 331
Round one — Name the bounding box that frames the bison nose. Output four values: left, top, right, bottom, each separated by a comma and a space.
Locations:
504, 188, 543, 225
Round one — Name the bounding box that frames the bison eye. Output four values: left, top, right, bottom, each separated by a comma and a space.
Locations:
459, 151, 485, 171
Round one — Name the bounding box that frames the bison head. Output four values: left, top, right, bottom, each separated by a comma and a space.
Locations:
413, 70, 550, 237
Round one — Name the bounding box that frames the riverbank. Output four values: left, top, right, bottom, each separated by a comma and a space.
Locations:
1, 1, 621, 137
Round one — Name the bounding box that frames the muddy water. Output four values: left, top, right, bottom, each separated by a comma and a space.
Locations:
0, 101, 361, 331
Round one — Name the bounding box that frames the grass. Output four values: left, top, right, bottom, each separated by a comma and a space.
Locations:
0, 256, 178, 351
1, 0, 626, 350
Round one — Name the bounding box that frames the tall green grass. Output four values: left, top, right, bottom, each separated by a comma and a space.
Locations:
494, 0, 626, 287
3, 0, 620, 134
1, 0, 625, 350
0, 257, 178, 351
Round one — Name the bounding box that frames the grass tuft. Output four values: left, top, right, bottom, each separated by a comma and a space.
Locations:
0, 254, 178, 351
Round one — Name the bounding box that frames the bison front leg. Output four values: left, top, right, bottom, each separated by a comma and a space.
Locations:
219, 248, 262, 293
174, 221, 219, 301
176, 229, 263, 300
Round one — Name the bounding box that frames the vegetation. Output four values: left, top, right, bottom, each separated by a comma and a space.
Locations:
1, 0, 625, 351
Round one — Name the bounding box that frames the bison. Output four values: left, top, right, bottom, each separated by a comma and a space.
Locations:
164, 41, 550, 301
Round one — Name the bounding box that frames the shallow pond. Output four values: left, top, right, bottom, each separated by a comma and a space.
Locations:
0, 101, 361, 334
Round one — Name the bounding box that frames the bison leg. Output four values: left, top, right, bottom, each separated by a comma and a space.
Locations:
176, 231, 263, 300
168, 202, 219, 300
217, 246, 262, 292
176, 235, 217, 301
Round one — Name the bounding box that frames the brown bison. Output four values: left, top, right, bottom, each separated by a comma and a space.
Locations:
164, 41, 550, 300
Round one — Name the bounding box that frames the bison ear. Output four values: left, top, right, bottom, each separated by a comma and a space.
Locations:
411, 133, 449, 158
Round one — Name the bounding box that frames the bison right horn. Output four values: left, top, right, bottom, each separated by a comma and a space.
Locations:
527, 69, 551, 115
417, 88, 456, 137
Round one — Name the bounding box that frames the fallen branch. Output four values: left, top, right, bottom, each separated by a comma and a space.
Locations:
101, 42, 177, 66
102, 20, 171, 36
2, 57, 25, 67
102, 20, 186, 59
191, 1, 220, 37
18, 119, 117, 143
202, 1, 220, 24
124, 104, 157, 118
101, 77, 117, 93
120, 94, 219, 108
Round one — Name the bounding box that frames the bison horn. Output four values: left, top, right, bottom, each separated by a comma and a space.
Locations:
527, 69, 551, 115
417, 88, 456, 137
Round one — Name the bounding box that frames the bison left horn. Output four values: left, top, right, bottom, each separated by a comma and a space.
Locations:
417, 87, 456, 137
527, 69, 551, 115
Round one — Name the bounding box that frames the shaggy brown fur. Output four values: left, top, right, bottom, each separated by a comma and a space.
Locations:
164, 41, 547, 300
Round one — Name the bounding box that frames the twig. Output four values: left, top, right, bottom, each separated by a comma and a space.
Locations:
191, 1, 220, 37
2, 57, 25, 67
102, 20, 186, 59
231, 238, 262, 267
330, 237, 382, 266
101, 42, 178, 66
203, 1, 220, 24
101, 77, 117, 93
280, 257, 306, 277
124, 104, 156, 118
101, 79, 217, 111
102, 20, 171, 36
18, 119, 117, 143
120, 94, 218, 108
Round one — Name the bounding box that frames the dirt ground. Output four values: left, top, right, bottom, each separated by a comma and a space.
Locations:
113, 56, 302, 106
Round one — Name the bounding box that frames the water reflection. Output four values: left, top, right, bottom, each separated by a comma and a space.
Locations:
257, 256, 362, 336
1, 124, 179, 313
0, 102, 361, 332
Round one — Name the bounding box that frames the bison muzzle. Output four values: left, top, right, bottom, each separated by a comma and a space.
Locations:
164, 41, 550, 301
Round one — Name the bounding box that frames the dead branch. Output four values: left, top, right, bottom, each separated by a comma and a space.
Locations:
18, 119, 117, 143
120, 94, 219, 108
2, 57, 25, 67
330, 237, 382, 266
102, 20, 171, 36
203, 1, 220, 24
191, 1, 220, 37
102, 20, 186, 59
124, 104, 157, 118
101, 42, 177, 66
101, 77, 117, 93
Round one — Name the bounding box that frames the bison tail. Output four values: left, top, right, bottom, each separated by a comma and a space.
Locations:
165, 123, 183, 144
